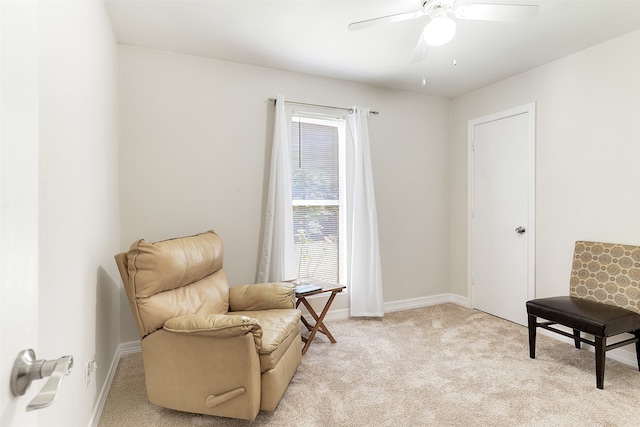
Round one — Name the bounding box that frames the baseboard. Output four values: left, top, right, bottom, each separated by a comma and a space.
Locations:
384, 293, 469, 313
604, 346, 637, 367
323, 293, 470, 321
89, 341, 141, 427
537, 327, 638, 368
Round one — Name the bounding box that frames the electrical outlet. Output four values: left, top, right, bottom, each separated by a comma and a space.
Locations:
85, 356, 97, 388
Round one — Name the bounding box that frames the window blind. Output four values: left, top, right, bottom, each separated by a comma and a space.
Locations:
291, 115, 342, 283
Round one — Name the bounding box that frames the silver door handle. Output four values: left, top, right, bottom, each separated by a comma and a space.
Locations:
515, 226, 526, 234
10, 349, 73, 411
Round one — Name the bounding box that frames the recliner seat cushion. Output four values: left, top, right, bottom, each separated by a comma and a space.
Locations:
230, 309, 301, 372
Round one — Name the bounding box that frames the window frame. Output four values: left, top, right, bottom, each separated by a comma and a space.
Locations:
290, 111, 348, 285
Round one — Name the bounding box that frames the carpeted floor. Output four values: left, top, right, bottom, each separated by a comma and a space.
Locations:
98, 304, 640, 426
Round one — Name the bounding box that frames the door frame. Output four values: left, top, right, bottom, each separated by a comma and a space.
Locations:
467, 103, 536, 314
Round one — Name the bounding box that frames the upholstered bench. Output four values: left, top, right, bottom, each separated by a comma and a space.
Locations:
526, 241, 640, 389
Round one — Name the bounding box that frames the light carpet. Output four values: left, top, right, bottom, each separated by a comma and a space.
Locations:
98, 303, 640, 426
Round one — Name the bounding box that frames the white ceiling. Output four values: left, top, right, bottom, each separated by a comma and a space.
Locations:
105, 0, 640, 99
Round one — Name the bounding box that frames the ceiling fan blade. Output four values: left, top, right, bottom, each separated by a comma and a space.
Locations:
348, 9, 426, 31
454, 3, 539, 22
410, 36, 431, 64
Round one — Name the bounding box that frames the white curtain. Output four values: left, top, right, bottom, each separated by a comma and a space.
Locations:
257, 94, 297, 283
347, 107, 384, 317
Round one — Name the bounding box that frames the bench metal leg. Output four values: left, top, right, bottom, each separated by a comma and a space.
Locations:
573, 329, 581, 349
595, 336, 606, 390
528, 314, 537, 359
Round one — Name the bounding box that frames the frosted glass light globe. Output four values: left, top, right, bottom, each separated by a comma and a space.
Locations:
422, 16, 457, 46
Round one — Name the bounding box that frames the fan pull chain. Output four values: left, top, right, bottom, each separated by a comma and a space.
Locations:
453, 37, 457, 66
421, 43, 427, 87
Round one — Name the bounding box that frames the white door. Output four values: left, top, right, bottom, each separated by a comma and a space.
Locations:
1, 2, 40, 425
469, 104, 535, 326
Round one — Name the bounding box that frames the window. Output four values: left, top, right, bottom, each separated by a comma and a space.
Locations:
290, 111, 346, 284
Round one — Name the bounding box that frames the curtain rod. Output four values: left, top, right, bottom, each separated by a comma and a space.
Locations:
268, 98, 379, 115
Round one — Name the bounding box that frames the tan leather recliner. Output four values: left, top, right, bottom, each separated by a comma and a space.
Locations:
114, 230, 302, 421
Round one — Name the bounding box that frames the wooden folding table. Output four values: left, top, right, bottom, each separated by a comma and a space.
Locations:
295, 283, 346, 355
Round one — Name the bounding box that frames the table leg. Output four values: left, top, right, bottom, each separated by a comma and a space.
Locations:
297, 291, 339, 354
296, 299, 314, 332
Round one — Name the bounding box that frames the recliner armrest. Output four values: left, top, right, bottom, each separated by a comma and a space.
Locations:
163, 314, 263, 349
229, 282, 295, 311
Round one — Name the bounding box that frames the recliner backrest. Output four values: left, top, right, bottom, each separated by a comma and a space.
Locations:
117, 230, 230, 337
569, 240, 640, 314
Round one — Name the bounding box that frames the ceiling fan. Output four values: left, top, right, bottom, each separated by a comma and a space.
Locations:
348, 0, 539, 62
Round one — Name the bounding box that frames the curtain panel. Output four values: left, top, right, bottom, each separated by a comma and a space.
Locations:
257, 94, 297, 283
347, 107, 384, 317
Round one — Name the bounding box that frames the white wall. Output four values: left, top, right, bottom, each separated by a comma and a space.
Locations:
38, 1, 120, 426
450, 30, 640, 299
118, 45, 451, 340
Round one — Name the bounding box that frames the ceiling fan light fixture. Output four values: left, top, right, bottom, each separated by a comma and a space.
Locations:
422, 16, 456, 46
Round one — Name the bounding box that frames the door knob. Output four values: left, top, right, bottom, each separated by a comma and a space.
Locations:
515, 226, 526, 234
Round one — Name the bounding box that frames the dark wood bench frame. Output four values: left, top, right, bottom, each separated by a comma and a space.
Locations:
527, 296, 640, 389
